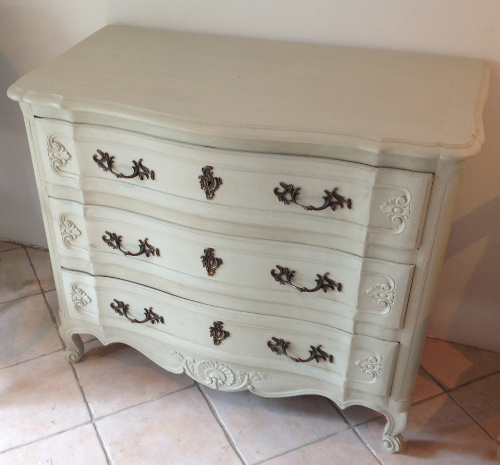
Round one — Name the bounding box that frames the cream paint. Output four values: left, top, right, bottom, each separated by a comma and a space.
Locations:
0, 1, 498, 356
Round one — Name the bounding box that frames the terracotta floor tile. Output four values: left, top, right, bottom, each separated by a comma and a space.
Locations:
0, 351, 90, 452
261, 429, 379, 465
450, 372, 500, 442
0, 247, 40, 303
201, 388, 349, 464
0, 293, 62, 369
357, 394, 498, 464
421, 338, 500, 390
0, 424, 107, 465
0, 241, 19, 253
411, 368, 443, 404
97, 387, 242, 465
73, 340, 194, 418
27, 247, 55, 291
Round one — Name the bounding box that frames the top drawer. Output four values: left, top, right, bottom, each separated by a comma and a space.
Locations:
35, 119, 432, 254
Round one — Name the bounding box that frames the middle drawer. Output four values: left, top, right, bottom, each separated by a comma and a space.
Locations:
50, 198, 414, 335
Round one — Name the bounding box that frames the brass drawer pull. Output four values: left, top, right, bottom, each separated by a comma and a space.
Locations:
210, 321, 230, 345
274, 182, 352, 212
271, 265, 342, 293
268, 337, 334, 363
201, 248, 223, 276
93, 149, 155, 180
111, 299, 165, 325
199, 166, 222, 199
102, 231, 160, 257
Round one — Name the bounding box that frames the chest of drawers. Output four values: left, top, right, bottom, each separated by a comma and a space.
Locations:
8, 25, 489, 453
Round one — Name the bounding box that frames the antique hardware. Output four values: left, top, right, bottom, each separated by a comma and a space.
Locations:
199, 166, 222, 199
267, 337, 334, 363
201, 248, 223, 276
110, 299, 165, 325
209, 321, 230, 345
102, 231, 160, 257
271, 265, 342, 293
93, 149, 155, 180
274, 182, 352, 212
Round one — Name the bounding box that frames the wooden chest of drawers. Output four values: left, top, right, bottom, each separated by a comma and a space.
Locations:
8, 25, 489, 453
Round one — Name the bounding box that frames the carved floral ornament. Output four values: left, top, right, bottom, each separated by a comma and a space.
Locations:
47, 134, 71, 175
380, 188, 412, 234
71, 283, 91, 313
59, 214, 82, 249
367, 278, 396, 315
175, 353, 264, 391
356, 353, 382, 382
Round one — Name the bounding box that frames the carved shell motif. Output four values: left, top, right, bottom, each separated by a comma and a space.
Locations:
176, 354, 264, 391
356, 353, 382, 382
380, 189, 411, 234
59, 214, 82, 249
367, 278, 395, 315
47, 134, 71, 175
71, 283, 92, 313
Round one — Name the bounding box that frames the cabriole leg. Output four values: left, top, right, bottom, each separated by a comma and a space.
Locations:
382, 410, 407, 453
59, 327, 84, 363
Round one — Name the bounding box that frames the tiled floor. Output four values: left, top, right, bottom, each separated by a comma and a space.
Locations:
1, 240, 499, 465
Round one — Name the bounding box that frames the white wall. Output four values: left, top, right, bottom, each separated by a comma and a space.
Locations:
1, 0, 499, 351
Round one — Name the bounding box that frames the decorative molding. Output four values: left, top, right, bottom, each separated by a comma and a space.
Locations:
47, 134, 71, 175
70, 283, 91, 313
367, 278, 395, 315
380, 189, 411, 234
176, 354, 264, 391
59, 214, 82, 249
356, 353, 382, 382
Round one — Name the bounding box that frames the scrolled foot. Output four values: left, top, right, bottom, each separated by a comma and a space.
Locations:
64, 346, 83, 363
383, 434, 404, 453
59, 328, 84, 363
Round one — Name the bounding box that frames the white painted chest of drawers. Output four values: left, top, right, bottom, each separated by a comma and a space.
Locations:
8, 25, 489, 453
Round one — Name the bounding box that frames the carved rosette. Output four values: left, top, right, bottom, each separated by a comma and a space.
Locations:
367, 278, 395, 315
356, 353, 382, 382
380, 189, 411, 234
176, 354, 264, 391
47, 134, 71, 175
70, 283, 91, 313
59, 214, 82, 248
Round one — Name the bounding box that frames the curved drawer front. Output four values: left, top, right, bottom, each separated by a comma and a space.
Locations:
37, 118, 432, 253
60, 269, 399, 397
50, 198, 414, 332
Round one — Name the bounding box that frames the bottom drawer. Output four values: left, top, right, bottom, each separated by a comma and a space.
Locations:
59, 268, 399, 397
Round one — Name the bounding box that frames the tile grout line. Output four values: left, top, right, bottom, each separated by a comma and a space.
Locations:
195, 383, 248, 465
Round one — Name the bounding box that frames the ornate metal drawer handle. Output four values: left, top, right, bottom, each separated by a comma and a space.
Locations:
102, 231, 160, 257
267, 337, 334, 363
271, 265, 342, 293
210, 321, 230, 345
199, 166, 222, 199
93, 149, 155, 180
201, 248, 223, 276
274, 182, 352, 212
111, 299, 165, 325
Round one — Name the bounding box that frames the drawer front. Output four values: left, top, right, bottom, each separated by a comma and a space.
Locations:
50, 198, 414, 333
60, 269, 399, 397
36, 119, 432, 253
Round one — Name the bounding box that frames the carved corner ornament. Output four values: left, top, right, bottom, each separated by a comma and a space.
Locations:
71, 283, 91, 313
380, 189, 411, 234
201, 248, 223, 276
59, 214, 82, 249
175, 353, 264, 391
47, 134, 71, 175
356, 353, 382, 382
367, 278, 395, 315
199, 166, 222, 200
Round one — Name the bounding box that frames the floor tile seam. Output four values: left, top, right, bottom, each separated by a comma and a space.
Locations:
351, 427, 385, 465
0, 245, 21, 254
427, 336, 500, 355
0, 420, 93, 456
195, 382, 248, 465
23, 246, 45, 292
67, 359, 113, 464
0, 347, 64, 372
90, 383, 196, 423
446, 390, 500, 445
327, 398, 369, 429
0, 289, 44, 306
